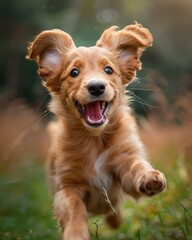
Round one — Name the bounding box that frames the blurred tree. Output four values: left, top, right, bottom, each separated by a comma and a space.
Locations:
1, 0, 43, 101
0, 0, 71, 102
146, 0, 192, 106
0, 0, 191, 116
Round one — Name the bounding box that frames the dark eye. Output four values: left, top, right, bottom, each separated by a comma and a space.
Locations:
104, 66, 113, 75
70, 68, 80, 77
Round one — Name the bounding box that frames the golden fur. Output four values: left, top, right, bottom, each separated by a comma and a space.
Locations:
27, 22, 166, 240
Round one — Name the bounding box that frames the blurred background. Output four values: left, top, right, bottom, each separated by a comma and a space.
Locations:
0, 0, 192, 239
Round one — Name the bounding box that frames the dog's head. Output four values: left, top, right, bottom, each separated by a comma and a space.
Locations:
27, 23, 152, 130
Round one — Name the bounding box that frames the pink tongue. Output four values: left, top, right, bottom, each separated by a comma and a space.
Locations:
86, 101, 102, 122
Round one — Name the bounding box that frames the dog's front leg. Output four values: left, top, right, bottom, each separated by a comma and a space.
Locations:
54, 187, 89, 240
121, 160, 167, 199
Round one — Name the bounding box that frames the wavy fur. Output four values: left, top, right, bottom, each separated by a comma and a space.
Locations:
27, 22, 166, 240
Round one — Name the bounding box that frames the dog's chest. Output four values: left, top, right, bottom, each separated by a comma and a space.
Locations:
88, 149, 112, 190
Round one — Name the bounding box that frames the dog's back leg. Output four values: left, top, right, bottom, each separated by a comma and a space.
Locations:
105, 208, 123, 229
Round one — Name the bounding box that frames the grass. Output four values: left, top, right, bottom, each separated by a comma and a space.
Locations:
89, 160, 192, 240
0, 101, 192, 239
0, 156, 191, 240
0, 159, 59, 240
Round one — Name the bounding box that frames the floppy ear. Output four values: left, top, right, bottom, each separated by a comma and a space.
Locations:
27, 29, 75, 91
97, 22, 153, 85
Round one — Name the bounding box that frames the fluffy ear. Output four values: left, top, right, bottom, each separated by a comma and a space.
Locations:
27, 29, 75, 90
97, 22, 153, 84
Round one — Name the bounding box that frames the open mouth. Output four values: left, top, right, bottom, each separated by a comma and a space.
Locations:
75, 100, 110, 127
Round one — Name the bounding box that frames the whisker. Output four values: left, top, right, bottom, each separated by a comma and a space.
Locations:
35, 92, 50, 113
136, 68, 157, 81
128, 91, 156, 111
35, 109, 51, 128
127, 87, 159, 92
129, 94, 152, 111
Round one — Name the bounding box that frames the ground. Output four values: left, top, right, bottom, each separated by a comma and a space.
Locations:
0, 103, 191, 239
0, 153, 191, 240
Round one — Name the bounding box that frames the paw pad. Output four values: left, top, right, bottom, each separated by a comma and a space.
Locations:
138, 171, 166, 196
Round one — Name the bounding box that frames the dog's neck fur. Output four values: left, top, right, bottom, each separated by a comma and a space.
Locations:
48, 93, 133, 183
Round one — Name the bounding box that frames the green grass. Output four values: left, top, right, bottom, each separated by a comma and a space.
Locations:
0, 160, 59, 240
0, 159, 192, 240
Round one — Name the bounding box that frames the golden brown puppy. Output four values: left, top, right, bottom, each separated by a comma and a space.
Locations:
27, 23, 166, 240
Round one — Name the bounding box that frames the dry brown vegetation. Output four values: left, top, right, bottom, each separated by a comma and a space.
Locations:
0, 91, 192, 239
140, 92, 192, 183
0, 90, 192, 181
0, 100, 49, 172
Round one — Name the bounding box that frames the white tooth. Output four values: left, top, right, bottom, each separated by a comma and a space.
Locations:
100, 102, 102, 110
102, 102, 105, 110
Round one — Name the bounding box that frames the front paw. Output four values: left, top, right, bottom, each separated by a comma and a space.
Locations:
137, 170, 167, 196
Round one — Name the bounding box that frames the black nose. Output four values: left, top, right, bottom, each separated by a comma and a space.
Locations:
87, 82, 105, 96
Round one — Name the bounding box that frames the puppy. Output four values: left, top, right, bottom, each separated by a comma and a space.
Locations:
27, 22, 166, 240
